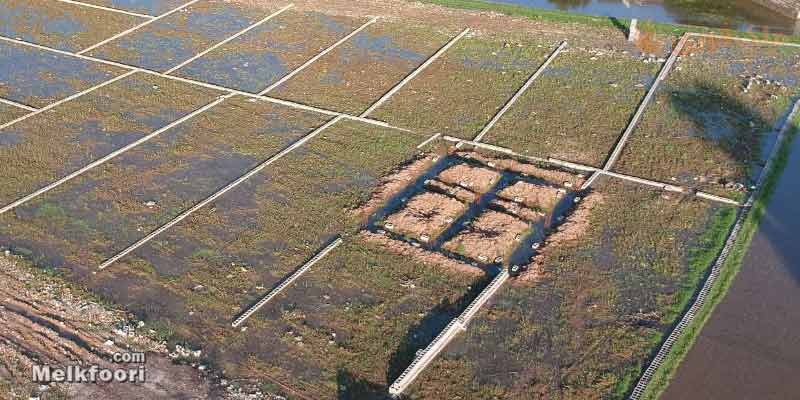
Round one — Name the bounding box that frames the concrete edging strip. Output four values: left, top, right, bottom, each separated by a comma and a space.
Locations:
77, 0, 203, 55
627, 98, 800, 399
54, 0, 156, 19
231, 237, 344, 328
472, 40, 568, 143
0, 97, 38, 112
164, 4, 295, 75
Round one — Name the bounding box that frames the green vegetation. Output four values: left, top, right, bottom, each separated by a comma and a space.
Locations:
638, 120, 799, 400
371, 33, 555, 139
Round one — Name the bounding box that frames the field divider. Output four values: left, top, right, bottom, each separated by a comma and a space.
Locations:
0, 91, 234, 215
360, 27, 471, 117
0, 35, 404, 131
231, 237, 344, 328
0, 69, 137, 131
0, 97, 38, 112
471, 40, 567, 143
54, 0, 156, 19
441, 136, 742, 206
688, 32, 800, 49
583, 33, 689, 190
257, 17, 380, 95
164, 4, 294, 75
97, 115, 345, 271
77, 0, 202, 55
389, 270, 510, 397
628, 98, 800, 400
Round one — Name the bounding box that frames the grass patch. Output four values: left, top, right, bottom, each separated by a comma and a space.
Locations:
637, 121, 799, 400
419, 0, 800, 44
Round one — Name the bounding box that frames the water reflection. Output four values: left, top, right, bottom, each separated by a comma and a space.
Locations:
489, 0, 800, 34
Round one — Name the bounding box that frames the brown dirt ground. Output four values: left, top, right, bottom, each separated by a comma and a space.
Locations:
463, 151, 586, 188
425, 178, 479, 203
498, 181, 564, 211
443, 210, 530, 263
490, 198, 544, 222
437, 163, 501, 194
516, 192, 604, 285
353, 154, 438, 219
359, 231, 484, 277
384, 190, 468, 241
0, 254, 222, 400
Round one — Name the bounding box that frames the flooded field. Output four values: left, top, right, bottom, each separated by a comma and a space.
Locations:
0, 0, 797, 398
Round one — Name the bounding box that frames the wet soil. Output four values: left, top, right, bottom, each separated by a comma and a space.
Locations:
89, 0, 273, 72
0, 41, 128, 108
0, 0, 145, 52
0, 253, 220, 400
614, 35, 800, 199
175, 10, 365, 93
80, 0, 189, 15
370, 34, 557, 139
0, 72, 223, 207
269, 21, 456, 115
483, 47, 662, 166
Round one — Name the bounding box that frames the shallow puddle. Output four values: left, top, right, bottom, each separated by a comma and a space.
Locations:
0, 0, 145, 51
0, 41, 127, 107
88, 0, 271, 72
175, 11, 365, 93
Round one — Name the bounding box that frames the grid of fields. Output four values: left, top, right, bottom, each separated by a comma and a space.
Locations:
1, 1, 798, 399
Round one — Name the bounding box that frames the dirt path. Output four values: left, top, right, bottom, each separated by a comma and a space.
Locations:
0, 254, 273, 400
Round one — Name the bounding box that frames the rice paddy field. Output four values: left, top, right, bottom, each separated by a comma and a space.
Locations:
0, 0, 798, 399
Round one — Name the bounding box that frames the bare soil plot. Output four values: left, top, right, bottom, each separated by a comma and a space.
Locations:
0, 0, 145, 52
0, 41, 128, 108
78, 0, 189, 15
0, 98, 329, 275
0, 103, 27, 125
614, 36, 800, 199
425, 179, 478, 203
269, 22, 455, 115
0, 72, 223, 206
88, 0, 273, 72
407, 179, 736, 399
497, 180, 563, 212
437, 162, 501, 194
370, 34, 556, 139
385, 191, 468, 243
210, 237, 480, 399
443, 210, 530, 264
482, 48, 662, 166
174, 10, 365, 93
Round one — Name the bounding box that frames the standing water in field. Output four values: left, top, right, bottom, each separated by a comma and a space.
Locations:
486, 0, 800, 35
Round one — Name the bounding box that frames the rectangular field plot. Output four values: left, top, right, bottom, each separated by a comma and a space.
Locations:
242, 237, 482, 399
0, 98, 328, 275
614, 36, 800, 198
270, 22, 456, 115
0, 72, 223, 207
0, 103, 28, 125
370, 35, 557, 139
481, 48, 661, 166
77, 0, 188, 15
406, 179, 737, 399
174, 11, 365, 93
0, 0, 145, 52
0, 41, 128, 108
88, 0, 273, 72
66, 120, 436, 395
